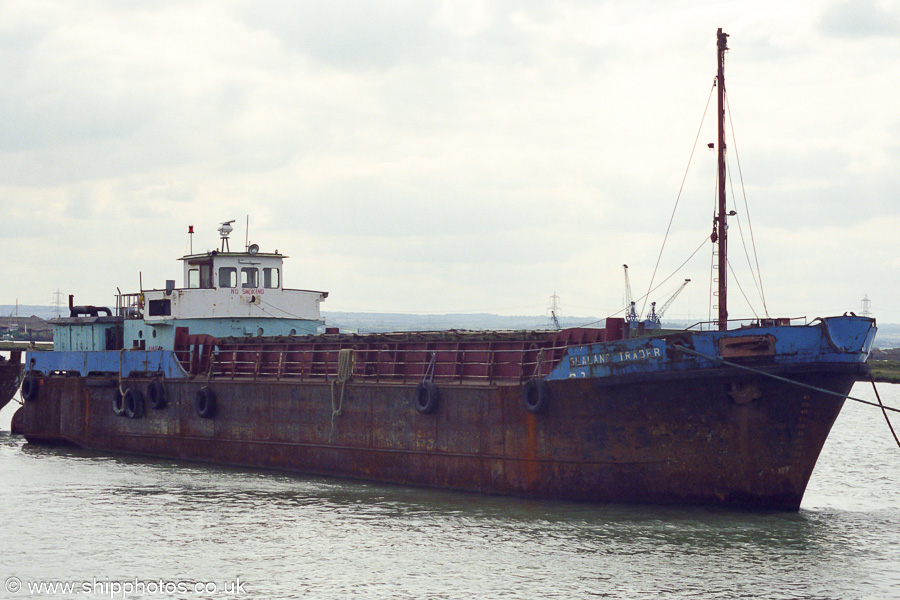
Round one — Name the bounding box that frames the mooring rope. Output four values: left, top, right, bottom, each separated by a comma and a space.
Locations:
19, 358, 35, 405
117, 348, 126, 396
533, 348, 546, 379
423, 351, 436, 383
870, 375, 900, 448
204, 347, 216, 384
672, 344, 900, 418
674, 344, 900, 450
327, 348, 355, 441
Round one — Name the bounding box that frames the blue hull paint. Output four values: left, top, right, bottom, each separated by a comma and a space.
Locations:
28, 316, 875, 388
549, 316, 875, 381
29, 350, 188, 379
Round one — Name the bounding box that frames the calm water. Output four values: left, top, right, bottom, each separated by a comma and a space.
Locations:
0, 381, 897, 600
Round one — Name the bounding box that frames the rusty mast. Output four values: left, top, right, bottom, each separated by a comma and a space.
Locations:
716, 28, 729, 331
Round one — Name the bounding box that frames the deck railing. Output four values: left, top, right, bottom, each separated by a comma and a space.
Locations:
116, 293, 143, 319
174, 326, 614, 385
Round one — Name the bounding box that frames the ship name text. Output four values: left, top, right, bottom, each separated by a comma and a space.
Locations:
568, 347, 662, 368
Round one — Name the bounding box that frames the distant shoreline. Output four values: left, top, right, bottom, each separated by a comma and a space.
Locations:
5, 308, 900, 351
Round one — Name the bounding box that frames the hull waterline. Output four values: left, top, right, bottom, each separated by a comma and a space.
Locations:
21, 361, 865, 510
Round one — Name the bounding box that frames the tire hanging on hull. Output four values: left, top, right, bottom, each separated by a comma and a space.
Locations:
522, 379, 550, 414
123, 388, 144, 419
112, 389, 126, 416
22, 373, 39, 402
195, 387, 217, 419
414, 381, 440, 414
147, 380, 167, 410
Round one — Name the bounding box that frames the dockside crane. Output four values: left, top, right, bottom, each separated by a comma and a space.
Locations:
623, 264, 638, 324
647, 279, 691, 326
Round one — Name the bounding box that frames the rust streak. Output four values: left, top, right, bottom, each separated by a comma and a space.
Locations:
84, 387, 90, 439
524, 413, 538, 488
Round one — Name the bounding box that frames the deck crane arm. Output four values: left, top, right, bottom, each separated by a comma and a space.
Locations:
623, 264, 638, 323
656, 279, 691, 322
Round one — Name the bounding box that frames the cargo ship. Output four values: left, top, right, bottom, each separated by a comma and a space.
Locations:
17, 30, 876, 509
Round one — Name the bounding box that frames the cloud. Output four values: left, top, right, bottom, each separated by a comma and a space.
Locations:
819, 0, 900, 38
0, 1, 898, 323
239, 0, 448, 70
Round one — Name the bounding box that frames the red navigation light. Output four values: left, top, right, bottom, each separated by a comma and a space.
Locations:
188, 225, 194, 233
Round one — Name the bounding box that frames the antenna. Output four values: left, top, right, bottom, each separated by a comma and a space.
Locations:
245, 215, 250, 252
188, 224, 194, 254
219, 220, 235, 252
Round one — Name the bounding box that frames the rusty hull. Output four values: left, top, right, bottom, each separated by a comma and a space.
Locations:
20, 362, 860, 510
0, 350, 24, 411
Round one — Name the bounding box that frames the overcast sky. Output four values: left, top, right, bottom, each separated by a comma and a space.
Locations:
2, 0, 899, 324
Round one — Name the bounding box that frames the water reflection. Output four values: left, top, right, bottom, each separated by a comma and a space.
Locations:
1, 385, 898, 599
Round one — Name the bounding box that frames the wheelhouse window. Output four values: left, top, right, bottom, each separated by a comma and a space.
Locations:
219, 267, 237, 288
241, 267, 259, 288
188, 260, 213, 289
263, 267, 280, 289
199, 264, 213, 288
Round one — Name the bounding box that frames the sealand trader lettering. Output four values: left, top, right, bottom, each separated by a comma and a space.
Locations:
569, 346, 662, 368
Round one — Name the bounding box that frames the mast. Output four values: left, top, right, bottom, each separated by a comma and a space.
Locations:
716, 28, 729, 331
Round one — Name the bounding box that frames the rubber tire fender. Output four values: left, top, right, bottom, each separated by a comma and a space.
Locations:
522, 379, 550, 414
123, 387, 145, 419
21, 373, 39, 402
195, 387, 217, 419
414, 381, 440, 415
147, 379, 167, 410
112, 389, 126, 417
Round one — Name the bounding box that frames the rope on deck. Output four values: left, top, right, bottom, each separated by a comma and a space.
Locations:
330, 348, 355, 424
